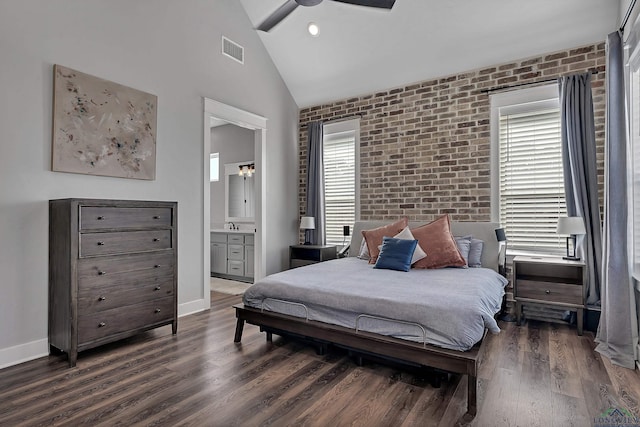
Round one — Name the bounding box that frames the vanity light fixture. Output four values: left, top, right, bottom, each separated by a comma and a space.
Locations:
238, 163, 255, 178
308, 22, 319, 37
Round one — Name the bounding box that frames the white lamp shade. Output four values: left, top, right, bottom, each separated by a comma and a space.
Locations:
557, 216, 586, 235
300, 216, 315, 230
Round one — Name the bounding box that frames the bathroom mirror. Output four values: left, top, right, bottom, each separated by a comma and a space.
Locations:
225, 162, 255, 222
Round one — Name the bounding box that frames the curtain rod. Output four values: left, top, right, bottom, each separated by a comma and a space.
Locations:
480, 69, 599, 95
620, 0, 638, 33
322, 114, 362, 125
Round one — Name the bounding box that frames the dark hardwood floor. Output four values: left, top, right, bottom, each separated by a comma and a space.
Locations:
1, 291, 639, 426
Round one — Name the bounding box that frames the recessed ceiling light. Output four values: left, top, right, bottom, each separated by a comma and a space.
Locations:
308, 22, 319, 37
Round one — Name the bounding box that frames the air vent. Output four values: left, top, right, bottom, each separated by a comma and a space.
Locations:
222, 36, 244, 64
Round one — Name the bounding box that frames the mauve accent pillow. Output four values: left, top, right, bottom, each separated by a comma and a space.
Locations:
362, 217, 409, 264
411, 215, 467, 269
374, 237, 418, 272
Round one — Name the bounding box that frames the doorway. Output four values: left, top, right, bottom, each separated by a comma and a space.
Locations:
203, 98, 266, 310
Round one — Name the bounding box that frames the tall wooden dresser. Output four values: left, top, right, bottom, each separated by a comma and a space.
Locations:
49, 198, 178, 367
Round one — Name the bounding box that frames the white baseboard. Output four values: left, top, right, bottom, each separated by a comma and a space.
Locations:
178, 298, 209, 317
0, 338, 48, 370
0, 300, 209, 371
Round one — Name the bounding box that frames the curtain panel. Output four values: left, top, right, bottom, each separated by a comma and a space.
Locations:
558, 73, 603, 306
595, 31, 638, 369
305, 121, 326, 245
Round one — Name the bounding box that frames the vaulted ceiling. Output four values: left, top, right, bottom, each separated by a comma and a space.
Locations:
239, 0, 619, 108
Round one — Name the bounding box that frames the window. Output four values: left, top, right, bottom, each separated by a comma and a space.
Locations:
323, 119, 359, 246
210, 153, 219, 182
491, 86, 566, 253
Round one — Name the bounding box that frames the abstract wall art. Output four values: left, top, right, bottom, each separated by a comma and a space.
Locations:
52, 65, 157, 180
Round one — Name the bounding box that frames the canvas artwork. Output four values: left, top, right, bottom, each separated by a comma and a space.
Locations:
52, 65, 157, 180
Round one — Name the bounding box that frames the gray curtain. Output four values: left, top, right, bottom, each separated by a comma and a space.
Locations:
595, 31, 638, 369
306, 121, 325, 245
559, 72, 603, 306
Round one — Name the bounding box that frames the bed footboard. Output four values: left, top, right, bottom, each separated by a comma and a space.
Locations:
233, 303, 484, 417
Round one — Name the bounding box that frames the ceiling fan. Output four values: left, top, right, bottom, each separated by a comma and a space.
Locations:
257, 0, 396, 32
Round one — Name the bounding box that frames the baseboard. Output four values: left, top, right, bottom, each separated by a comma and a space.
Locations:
0, 301, 208, 371
0, 338, 48, 370
178, 298, 209, 317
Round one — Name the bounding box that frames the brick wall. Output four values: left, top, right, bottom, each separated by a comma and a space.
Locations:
298, 43, 606, 223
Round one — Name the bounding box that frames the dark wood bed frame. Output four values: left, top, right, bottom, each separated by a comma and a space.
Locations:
233, 221, 502, 418
233, 303, 487, 417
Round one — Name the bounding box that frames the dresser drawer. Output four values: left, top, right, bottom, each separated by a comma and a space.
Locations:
80, 230, 172, 257
227, 260, 244, 276
228, 234, 245, 244
78, 296, 174, 344
80, 206, 173, 230
78, 278, 174, 314
78, 252, 174, 286
517, 280, 583, 305
228, 244, 244, 260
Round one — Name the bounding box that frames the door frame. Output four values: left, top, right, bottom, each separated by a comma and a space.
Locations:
203, 98, 267, 308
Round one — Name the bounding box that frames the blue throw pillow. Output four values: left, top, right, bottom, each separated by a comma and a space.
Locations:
374, 237, 418, 272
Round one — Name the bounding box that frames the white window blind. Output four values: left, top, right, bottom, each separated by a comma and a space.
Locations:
499, 102, 566, 252
323, 131, 356, 246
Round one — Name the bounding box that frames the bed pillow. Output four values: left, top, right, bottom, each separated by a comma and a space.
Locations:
357, 238, 370, 261
454, 235, 472, 267
374, 237, 417, 272
362, 217, 409, 264
411, 215, 467, 269
468, 239, 484, 268
394, 226, 427, 265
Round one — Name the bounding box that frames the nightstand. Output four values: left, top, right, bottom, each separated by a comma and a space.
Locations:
289, 245, 337, 269
513, 256, 586, 335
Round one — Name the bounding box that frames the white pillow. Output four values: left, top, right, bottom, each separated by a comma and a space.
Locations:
393, 226, 427, 264
357, 238, 370, 260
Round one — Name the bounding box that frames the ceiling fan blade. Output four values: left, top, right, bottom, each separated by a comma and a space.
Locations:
332, 0, 395, 8
257, 1, 299, 32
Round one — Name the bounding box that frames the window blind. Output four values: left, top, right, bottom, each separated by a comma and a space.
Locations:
323, 132, 356, 246
499, 106, 566, 252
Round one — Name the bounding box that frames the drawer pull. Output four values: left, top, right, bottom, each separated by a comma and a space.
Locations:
545, 290, 551, 294
153, 238, 160, 242
97, 241, 105, 246
154, 264, 161, 268
153, 215, 160, 219
154, 286, 161, 291
98, 271, 106, 276
97, 216, 105, 220
98, 296, 107, 301
98, 322, 106, 327
155, 308, 161, 313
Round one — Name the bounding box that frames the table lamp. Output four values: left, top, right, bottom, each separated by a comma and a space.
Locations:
557, 216, 586, 261
300, 216, 315, 245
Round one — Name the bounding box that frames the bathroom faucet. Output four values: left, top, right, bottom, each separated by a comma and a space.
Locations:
229, 222, 236, 230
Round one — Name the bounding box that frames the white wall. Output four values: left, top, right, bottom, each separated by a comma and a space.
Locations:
210, 124, 255, 226
0, 0, 299, 368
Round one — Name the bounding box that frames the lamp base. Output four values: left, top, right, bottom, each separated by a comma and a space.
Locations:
562, 256, 581, 261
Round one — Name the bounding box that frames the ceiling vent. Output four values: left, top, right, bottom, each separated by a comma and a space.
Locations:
222, 36, 244, 64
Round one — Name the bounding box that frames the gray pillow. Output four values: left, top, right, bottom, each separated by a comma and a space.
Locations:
468, 238, 484, 268
454, 236, 472, 267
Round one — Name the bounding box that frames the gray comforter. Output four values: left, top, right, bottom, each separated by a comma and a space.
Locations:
243, 257, 508, 351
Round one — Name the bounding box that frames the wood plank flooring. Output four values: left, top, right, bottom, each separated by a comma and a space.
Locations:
1, 291, 639, 426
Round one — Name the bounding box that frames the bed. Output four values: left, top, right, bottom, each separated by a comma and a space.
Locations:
233, 220, 507, 417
